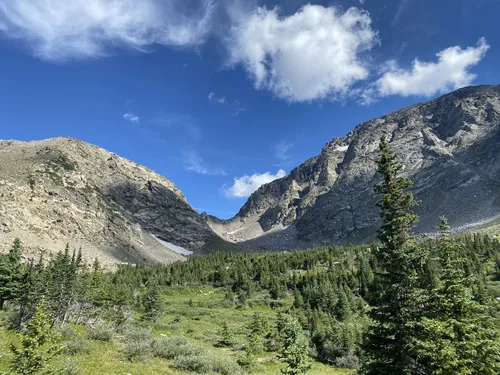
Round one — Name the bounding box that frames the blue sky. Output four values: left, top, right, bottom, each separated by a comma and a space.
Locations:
0, 0, 498, 219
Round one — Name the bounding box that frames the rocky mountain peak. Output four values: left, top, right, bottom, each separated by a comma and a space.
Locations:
207, 85, 500, 249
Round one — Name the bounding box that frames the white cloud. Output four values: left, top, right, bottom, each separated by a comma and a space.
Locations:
275, 141, 293, 161
183, 151, 226, 176
376, 38, 489, 97
227, 4, 378, 102
223, 169, 287, 198
0, 0, 216, 61
208, 91, 226, 104
123, 112, 140, 124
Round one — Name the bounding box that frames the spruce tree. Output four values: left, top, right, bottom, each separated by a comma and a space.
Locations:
416, 218, 500, 374
278, 315, 311, 375
360, 137, 428, 375
10, 297, 61, 375
142, 279, 162, 322
217, 321, 234, 347
0, 238, 23, 309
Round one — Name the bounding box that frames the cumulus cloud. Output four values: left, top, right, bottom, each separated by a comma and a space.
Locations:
223, 169, 287, 198
123, 113, 140, 124
376, 38, 489, 97
183, 151, 226, 176
227, 4, 378, 102
0, 0, 216, 61
208, 92, 226, 104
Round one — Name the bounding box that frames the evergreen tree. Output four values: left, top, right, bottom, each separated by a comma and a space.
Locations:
416, 218, 500, 374
142, 279, 162, 322
0, 238, 23, 309
361, 137, 429, 375
10, 297, 61, 375
278, 315, 311, 375
217, 321, 234, 347
246, 313, 267, 355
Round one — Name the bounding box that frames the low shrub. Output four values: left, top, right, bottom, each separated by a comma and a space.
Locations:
174, 354, 213, 373
123, 339, 152, 362
86, 326, 113, 342
122, 326, 154, 362
63, 338, 91, 355
58, 326, 77, 339
123, 326, 153, 342
174, 354, 243, 375
334, 354, 361, 369
151, 337, 198, 359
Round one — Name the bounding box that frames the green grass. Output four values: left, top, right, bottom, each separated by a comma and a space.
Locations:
0, 287, 354, 375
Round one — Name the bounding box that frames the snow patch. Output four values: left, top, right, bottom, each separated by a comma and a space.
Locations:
334, 145, 349, 152
426, 114, 434, 120
151, 235, 193, 256
227, 227, 246, 235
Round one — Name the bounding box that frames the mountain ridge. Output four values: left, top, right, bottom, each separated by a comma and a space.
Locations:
206, 85, 500, 249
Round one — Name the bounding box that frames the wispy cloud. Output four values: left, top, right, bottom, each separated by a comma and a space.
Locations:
233, 100, 246, 116
275, 141, 293, 161
0, 0, 216, 62
152, 114, 202, 141
392, 0, 412, 26
208, 91, 226, 104
222, 169, 287, 198
123, 112, 140, 124
183, 150, 226, 176
208, 91, 246, 115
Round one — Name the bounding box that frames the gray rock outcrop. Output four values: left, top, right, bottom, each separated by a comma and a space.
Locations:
206, 85, 500, 249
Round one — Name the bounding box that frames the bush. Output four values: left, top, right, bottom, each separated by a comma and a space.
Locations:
123, 339, 152, 362
63, 338, 91, 356
86, 326, 113, 342
58, 326, 77, 339
334, 354, 361, 369
174, 354, 243, 375
210, 356, 244, 375
174, 354, 213, 374
123, 326, 153, 342
151, 337, 198, 359
122, 326, 154, 362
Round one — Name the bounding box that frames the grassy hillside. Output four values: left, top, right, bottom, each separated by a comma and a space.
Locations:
0, 286, 352, 375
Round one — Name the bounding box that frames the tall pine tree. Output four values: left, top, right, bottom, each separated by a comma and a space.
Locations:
361, 137, 428, 374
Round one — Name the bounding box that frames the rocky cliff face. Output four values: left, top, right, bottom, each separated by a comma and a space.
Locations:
207, 85, 500, 249
0, 137, 218, 265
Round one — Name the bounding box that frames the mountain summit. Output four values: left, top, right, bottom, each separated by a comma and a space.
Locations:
206, 85, 500, 249
0, 137, 219, 265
